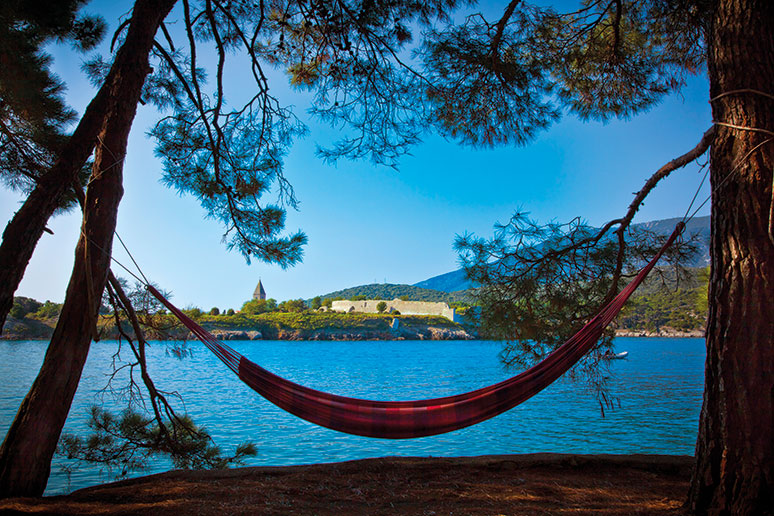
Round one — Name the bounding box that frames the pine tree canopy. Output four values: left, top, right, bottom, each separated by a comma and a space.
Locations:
0, 0, 105, 200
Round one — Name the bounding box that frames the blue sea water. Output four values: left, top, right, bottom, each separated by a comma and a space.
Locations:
0, 337, 705, 495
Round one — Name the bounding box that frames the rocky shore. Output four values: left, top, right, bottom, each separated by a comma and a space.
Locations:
3, 315, 701, 341
615, 328, 705, 338
1, 316, 475, 341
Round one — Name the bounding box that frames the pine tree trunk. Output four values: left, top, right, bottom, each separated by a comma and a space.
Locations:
0, 0, 174, 334
0, 96, 105, 333
0, 0, 176, 498
688, 0, 774, 513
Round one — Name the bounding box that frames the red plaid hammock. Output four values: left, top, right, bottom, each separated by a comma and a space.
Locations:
148, 223, 683, 439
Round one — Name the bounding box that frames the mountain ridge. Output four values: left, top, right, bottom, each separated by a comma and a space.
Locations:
414, 216, 710, 293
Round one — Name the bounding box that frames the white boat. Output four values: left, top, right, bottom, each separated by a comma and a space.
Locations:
603, 351, 629, 360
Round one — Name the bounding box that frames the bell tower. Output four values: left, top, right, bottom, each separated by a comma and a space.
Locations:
253, 279, 266, 300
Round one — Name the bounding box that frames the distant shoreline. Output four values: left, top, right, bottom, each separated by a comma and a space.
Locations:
2, 331, 704, 341
615, 329, 705, 338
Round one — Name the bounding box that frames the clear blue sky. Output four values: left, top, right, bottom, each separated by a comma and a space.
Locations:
0, 1, 712, 311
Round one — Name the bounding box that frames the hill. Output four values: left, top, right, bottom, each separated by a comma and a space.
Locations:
317, 283, 472, 304
415, 216, 710, 293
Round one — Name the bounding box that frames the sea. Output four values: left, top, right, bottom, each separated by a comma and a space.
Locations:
0, 337, 705, 495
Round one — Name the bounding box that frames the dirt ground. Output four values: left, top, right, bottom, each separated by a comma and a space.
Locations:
0, 453, 693, 515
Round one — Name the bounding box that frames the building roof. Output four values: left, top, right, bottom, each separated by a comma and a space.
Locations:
253, 279, 266, 300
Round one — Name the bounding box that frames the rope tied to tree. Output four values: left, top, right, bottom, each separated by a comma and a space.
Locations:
708, 88, 774, 246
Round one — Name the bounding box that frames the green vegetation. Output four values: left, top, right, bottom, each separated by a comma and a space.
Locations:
5, 270, 707, 341
9, 297, 62, 321
240, 298, 277, 315
58, 406, 256, 481
9, 297, 42, 319
277, 299, 306, 312
200, 311, 459, 334
617, 267, 708, 333
318, 283, 472, 305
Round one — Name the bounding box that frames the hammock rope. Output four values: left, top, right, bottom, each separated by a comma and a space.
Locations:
145, 222, 685, 439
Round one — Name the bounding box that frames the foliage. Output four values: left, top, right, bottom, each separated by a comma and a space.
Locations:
209, 307, 220, 316
320, 283, 472, 304
420, 0, 710, 398
695, 266, 709, 314
376, 301, 387, 313
9, 297, 43, 319
76, 0, 480, 267
618, 267, 708, 332
457, 213, 699, 400
58, 406, 256, 481
241, 298, 277, 315
28, 300, 63, 320
420, 0, 706, 147
619, 289, 705, 332
225, 311, 458, 332
311, 296, 322, 310
277, 299, 306, 313
0, 0, 105, 206
182, 307, 203, 319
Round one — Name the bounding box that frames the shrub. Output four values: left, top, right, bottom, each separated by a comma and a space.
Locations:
31, 300, 63, 320
241, 298, 277, 315
10, 297, 42, 319
376, 301, 387, 313
278, 299, 306, 313
209, 307, 220, 315
183, 307, 203, 319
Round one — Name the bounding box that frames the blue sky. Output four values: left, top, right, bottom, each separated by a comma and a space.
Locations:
0, 1, 712, 311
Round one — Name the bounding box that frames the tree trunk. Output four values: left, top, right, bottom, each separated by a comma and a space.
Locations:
689, 0, 774, 514
0, 99, 104, 333
0, 0, 176, 498
0, 0, 174, 334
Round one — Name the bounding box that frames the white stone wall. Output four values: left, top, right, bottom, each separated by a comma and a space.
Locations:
330, 299, 458, 322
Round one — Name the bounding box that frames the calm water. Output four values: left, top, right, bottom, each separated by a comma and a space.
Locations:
0, 337, 705, 495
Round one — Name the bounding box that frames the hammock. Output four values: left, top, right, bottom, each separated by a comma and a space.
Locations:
147, 223, 684, 439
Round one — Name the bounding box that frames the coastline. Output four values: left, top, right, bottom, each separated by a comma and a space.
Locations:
614, 328, 705, 338
2, 315, 704, 341
0, 453, 693, 515
0, 318, 475, 341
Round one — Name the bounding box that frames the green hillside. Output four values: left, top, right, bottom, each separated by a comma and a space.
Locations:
317, 283, 472, 305
617, 266, 708, 333
4, 267, 707, 340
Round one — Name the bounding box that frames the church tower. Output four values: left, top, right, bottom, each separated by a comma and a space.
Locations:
253, 279, 266, 300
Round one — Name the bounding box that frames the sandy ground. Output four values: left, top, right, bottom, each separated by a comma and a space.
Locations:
0, 453, 693, 515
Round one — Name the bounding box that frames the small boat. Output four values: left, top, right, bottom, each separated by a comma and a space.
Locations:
603, 351, 629, 360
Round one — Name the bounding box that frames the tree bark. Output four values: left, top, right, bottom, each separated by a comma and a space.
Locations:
0, 0, 174, 334
0, 0, 177, 498
689, 0, 774, 514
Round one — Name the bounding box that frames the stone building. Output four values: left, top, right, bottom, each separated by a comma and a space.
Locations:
253, 279, 266, 300
330, 299, 459, 322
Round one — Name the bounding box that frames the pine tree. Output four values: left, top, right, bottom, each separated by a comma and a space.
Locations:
0, 0, 105, 331
1, 2, 771, 512
437, 1, 771, 513
0, 0, 461, 497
